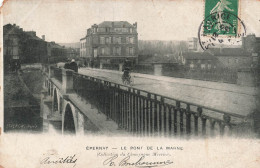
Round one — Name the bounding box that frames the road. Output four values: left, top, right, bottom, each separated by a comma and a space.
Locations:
79, 67, 257, 117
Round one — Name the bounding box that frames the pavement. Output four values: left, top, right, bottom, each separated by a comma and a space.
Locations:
78, 67, 258, 117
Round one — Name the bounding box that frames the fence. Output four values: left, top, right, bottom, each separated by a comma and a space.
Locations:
72, 71, 249, 137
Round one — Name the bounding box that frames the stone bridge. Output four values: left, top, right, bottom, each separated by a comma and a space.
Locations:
41, 65, 254, 137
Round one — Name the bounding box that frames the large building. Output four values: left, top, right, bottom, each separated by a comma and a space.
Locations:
80, 21, 138, 68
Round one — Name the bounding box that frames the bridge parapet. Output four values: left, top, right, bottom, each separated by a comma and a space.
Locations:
42, 65, 254, 137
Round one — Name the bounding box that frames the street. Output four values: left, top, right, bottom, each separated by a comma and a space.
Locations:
79, 67, 257, 117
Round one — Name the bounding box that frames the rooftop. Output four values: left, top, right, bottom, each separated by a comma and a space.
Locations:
98, 21, 134, 28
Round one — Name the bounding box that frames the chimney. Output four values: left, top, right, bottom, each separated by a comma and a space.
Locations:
133, 22, 137, 28
42, 35, 45, 41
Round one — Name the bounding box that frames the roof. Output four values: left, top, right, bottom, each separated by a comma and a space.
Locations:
182, 52, 217, 60
3, 24, 23, 38
26, 32, 42, 41
4, 24, 45, 42
98, 21, 134, 28
49, 42, 64, 49
206, 48, 251, 56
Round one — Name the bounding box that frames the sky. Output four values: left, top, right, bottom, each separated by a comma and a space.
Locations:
2, 0, 260, 43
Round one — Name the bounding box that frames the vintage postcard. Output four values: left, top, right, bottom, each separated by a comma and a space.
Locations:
0, 0, 259, 168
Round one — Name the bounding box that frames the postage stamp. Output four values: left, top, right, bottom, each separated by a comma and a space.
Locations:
198, 0, 246, 50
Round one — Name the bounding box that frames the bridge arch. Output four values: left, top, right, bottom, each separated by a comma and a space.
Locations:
63, 103, 76, 134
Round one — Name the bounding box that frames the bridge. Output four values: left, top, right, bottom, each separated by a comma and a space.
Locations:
41, 65, 256, 137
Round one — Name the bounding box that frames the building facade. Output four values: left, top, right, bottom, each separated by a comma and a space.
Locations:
178, 52, 218, 70
4, 24, 68, 68
80, 21, 138, 68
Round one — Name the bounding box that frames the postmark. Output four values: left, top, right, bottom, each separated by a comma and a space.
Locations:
198, 0, 246, 50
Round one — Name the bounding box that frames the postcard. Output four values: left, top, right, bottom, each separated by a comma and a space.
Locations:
0, 0, 259, 168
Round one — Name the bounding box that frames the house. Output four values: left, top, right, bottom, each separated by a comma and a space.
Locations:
206, 48, 252, 69
3, 24, 68, 68
178, 52, 218, 70
3, 24, 49, 68
80, 21, 138, 68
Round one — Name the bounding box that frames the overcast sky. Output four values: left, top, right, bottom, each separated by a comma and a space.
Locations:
2, 0, 260, 43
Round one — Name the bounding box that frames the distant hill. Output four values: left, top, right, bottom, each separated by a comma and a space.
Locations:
58, 42, 80, 48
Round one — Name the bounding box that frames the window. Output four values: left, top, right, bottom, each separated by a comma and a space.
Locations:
113, 37, 121, 44
126, 37, 129, 43
105, 37, 111, 44
100, 37, 105, 44
101, 48, 105, 55
114, 28, 122, 32
235, 58, 239, 63
126, 47, 129, 55
117, 47, 121, 55
117, 37, 121, 44
94, 48, 98, 57
129, 47, 134, 55
13, 47, 18, 55
130, 28, 133, 33
190, 63, 194, 69
97, 28, 106, 32
13, 39, 18, 45
114, 47, 121, 55
13, 56, 19, 59
130, 37, 134, 44
122, 28, 128, 33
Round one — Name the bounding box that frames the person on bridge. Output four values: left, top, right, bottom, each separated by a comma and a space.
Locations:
122, 58, 132, 81
69, 59, 78, 72
64, 58, 71, 69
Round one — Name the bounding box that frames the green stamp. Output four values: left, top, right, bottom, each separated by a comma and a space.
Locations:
204, 0, 240, 36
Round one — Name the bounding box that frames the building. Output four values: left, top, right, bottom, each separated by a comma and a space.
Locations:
188, 37, 199, 51
4, 24, 68, 68
66, 47, 80, 59
4, 24, 24, 69
178, 52, 218, 70
80, 21, 138, 68
185, 34, 260, 70
47, 42, 68, 63
206, 48, 252, 69
4, 24, 49, 66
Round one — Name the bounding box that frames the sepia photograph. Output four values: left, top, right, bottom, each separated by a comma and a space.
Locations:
0, 0, 259, 167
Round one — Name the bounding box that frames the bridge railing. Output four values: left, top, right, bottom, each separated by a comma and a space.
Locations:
71, 72, 251, 137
